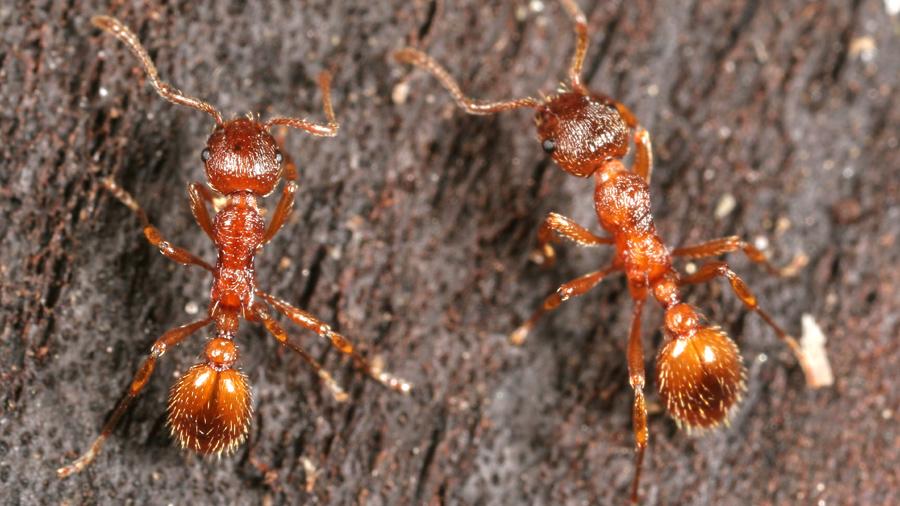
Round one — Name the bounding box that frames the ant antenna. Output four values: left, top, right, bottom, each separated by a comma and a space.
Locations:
559, 0, 589, 92
92, 15, 224, 125
265, 72, 340, 137
393, 47, 539, 115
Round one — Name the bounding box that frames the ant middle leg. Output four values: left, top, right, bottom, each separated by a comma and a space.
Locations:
672, 236, 807, 277
678, 261, 817, 385
510, 264, 619, 345
393, 48, 539, 114
533, 211, 613, 267
57, 317, 213, 478
251, 304, 348, 402
255, 291, 413, 394
103, 178, 214, 272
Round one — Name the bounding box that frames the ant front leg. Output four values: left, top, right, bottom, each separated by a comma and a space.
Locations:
260, 181, 297, 246
625, 297, 649, 504
57, 317, 212, 477
598, 98, 653, 185
533, 212, 613, 267
672, 236, 807, 277
510, 264, 619, 345
103, 178, 214, 272
255, 291, 413, 394
260, 131, 301, 247
678, 261, 818, 385
633, 127, 653, 185
251, 304, 348, 402
188, 182, 217, 242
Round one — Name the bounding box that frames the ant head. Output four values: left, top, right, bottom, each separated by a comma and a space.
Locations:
203, 118, 283, 196
535, 92, 630, 177
655, 318, 747, 430
92, 16, 340, 198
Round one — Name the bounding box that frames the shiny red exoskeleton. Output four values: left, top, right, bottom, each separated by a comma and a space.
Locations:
58, 15, 411, 478
395, 0, 814, 501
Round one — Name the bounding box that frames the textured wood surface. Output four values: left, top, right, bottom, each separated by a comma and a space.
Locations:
1, 1, 897, 504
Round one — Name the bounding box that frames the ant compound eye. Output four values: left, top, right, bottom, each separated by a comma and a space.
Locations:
542, 139, 557, 154
275, 151, 283, 164
201, 148, 211, 162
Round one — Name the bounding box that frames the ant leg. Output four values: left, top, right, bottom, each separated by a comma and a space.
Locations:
591, 95, 652, 184
672, 236, 807, 277
559, 0, 589, 92
255, 290, 413, 394
251, 304, 348, 402
57, 317, 213, 477
678, 261, 817, 385
533, 212, 614, 267
509, 264, 619, 345
188, 182, 217, 242
633, 128, 653, 184
260, 130, 301, 246
393, 48, 540, 114
260, 181, 297, 246
266, 72, 339, 137
273, 127, 300, 182
626, 297, 649, 504
103, 178, 214, 272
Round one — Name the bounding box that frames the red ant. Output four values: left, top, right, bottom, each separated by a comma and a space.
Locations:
395, 0, 815, 501
58, 15, 411, 478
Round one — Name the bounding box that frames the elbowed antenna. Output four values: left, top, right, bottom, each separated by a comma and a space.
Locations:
92, 15, 224, 125
559, 0, 590, 92
392, 47, 540, 115
265, 72, 340, 137
392, 0, 594, 113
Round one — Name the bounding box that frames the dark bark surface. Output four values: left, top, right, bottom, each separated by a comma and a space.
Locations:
1, 1, 898, 504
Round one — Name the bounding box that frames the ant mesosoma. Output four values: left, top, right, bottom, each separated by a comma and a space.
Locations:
395, 0, 814, 501
58, 15, 411, 478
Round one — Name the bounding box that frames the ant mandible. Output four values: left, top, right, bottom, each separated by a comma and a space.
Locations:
58, 15, 411, 478
395, 0, 814, 502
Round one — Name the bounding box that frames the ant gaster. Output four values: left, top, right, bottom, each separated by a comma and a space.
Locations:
395, 0, 814, 502
58, 15, 411, 478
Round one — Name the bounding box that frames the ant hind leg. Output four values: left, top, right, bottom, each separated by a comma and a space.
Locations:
252, 304, 349, 402
57, 318, 212, 477
255, 291, 413, 394
672, 236, 807, 277
625, 297, 649, 504
678, 261, 819, 385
